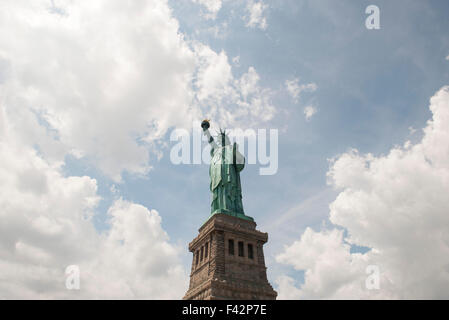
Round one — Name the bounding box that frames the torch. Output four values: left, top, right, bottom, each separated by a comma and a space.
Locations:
201, 119, 215, 144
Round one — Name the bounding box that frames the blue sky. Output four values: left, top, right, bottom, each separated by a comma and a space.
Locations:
1, 0, 449, 299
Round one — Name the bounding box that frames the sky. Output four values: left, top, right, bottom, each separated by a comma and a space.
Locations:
0, 0, 449, 299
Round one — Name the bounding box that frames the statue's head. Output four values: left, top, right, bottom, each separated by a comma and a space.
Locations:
218, 129, 231, 146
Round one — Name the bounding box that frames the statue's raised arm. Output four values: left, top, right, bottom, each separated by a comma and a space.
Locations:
201, 120, 218, 152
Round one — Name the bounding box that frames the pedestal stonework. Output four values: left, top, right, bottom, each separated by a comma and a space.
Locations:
183, 213, 277, 300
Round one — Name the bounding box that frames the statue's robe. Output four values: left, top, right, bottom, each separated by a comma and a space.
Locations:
209, 143, 245, 216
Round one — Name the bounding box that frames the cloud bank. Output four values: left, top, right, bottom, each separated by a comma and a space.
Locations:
0, 107, 187, 298
276, 86, 449, 299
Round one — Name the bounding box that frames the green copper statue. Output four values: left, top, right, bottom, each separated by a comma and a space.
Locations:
201, 120, 253, 222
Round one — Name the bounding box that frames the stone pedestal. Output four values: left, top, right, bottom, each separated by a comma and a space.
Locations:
183, 213, 277, 300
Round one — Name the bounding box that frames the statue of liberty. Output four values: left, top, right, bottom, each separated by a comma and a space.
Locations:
201, 120, 253, 222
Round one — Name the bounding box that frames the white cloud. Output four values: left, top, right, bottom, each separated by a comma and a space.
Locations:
0, 0, 275, 182
0, 1, 205, 297
304, 105, 317, 121
0, 0, 198, 181
276, 86, 449, 299
285, 78, 318, 103
194, 44, 235, 103
445, 55, 449, 61
194, 43, 276, 127
244, 0, 268, 30
82, 199, 187, 299
276, 228, 376, 299
0, 111, 187, 298
192, 0, 222, 19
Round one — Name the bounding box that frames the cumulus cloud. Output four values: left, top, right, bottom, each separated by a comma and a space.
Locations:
0, 0, 199, 181
194, 43, 276, 127
244, 0, 268, 30
0, 112, 187, 298
0, 0, 275, 182
276, 86, 449, 299
81, 199, 187, 299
